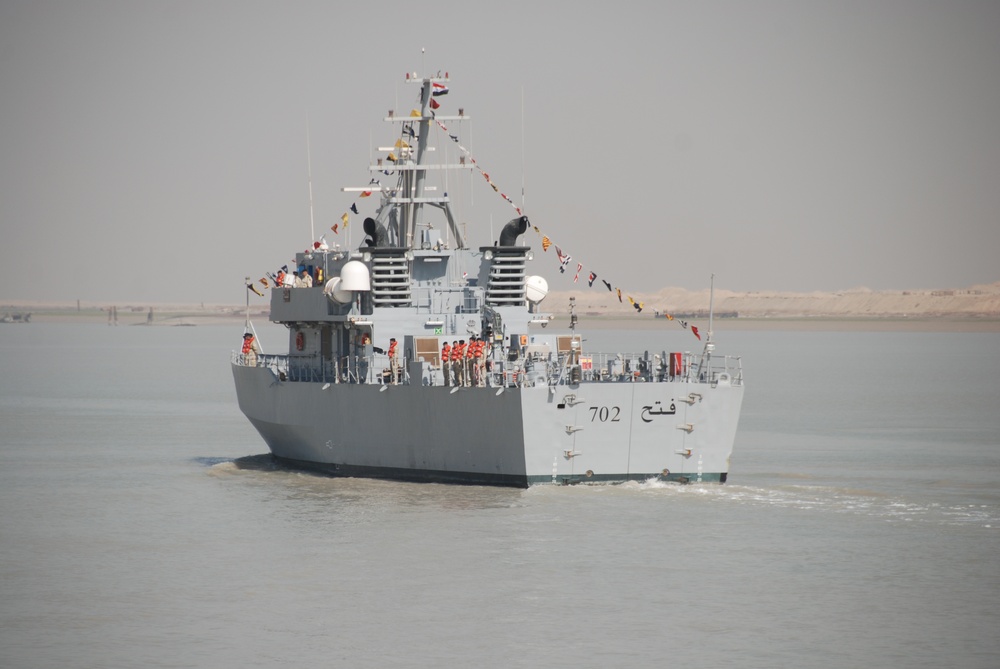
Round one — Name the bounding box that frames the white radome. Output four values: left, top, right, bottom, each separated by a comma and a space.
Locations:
525, 275, 548, 303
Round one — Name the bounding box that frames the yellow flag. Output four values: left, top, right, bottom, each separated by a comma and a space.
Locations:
341, 212, 349, 225
394, 139, 409, 149
410, 109, 421, 117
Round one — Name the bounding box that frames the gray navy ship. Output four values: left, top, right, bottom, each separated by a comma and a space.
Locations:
232, 72, 744, 487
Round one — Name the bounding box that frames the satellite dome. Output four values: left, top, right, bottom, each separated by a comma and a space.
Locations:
525, 275, 548, 303
339, 260, 371, 291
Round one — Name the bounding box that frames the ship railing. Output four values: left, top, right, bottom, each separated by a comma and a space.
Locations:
539, 351, 743, 385
689, 354, 744, 386
331, 352, 407, 385
232, 351, 408, 386
234, 350, 740, 387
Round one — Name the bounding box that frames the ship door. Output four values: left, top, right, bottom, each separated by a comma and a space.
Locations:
352, 325, 373, 384
320, 325, 333, 368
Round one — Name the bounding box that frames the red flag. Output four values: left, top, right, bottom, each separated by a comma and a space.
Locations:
429, 98, 440, 110
691, 326, 701, 340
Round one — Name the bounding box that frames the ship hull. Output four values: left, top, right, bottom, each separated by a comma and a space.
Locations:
233, 363, 743, 487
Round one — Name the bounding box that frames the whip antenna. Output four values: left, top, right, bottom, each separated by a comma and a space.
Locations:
306, 116, 316, 243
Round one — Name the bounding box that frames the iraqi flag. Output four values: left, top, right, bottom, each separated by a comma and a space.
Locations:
432, 82, 449, 96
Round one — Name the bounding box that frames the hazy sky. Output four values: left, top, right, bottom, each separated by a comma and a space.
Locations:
2, 0, 998, 305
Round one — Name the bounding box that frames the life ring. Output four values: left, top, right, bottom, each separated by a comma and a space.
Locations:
295, 331, 305, 351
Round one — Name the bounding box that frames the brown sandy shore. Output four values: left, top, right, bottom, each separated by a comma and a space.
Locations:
3, 280, 1000, 332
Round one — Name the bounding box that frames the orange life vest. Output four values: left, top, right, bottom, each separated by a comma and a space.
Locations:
241, 336, 255, 354
388, 341, 398, 358
452, 343, 465, 361
441, 344, 451, 361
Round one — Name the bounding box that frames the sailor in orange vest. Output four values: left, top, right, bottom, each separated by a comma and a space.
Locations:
468, 335, 479, 387
474, 336, 487, 387
452, 340, 465, 387
466, 335, 479, 387
241, 332, 260, 367
387, 337, 399, 385
440, 340, 451, 387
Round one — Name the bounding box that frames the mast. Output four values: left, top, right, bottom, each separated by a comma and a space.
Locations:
701, 274, 716, 374
408, 77, 433, 248
708, 272, 715, 344
348, 72, 468, 250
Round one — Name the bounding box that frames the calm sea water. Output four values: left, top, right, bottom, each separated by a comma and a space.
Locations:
1, 322, 998, 668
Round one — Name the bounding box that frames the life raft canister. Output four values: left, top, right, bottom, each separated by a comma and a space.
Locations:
295, 331, 305, 351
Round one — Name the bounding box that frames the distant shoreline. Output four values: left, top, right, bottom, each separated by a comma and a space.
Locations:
546, 315, 1000, 333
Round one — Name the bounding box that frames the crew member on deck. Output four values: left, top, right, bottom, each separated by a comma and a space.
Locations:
474, 336, 486, 387
295, 269, 313, 288
441, 340, 451, 387
388, 337, 399, 385
452, 340, 465, 387
241, 332, 261, 367
465, 336, 477, 387
358, 332, 372, 383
